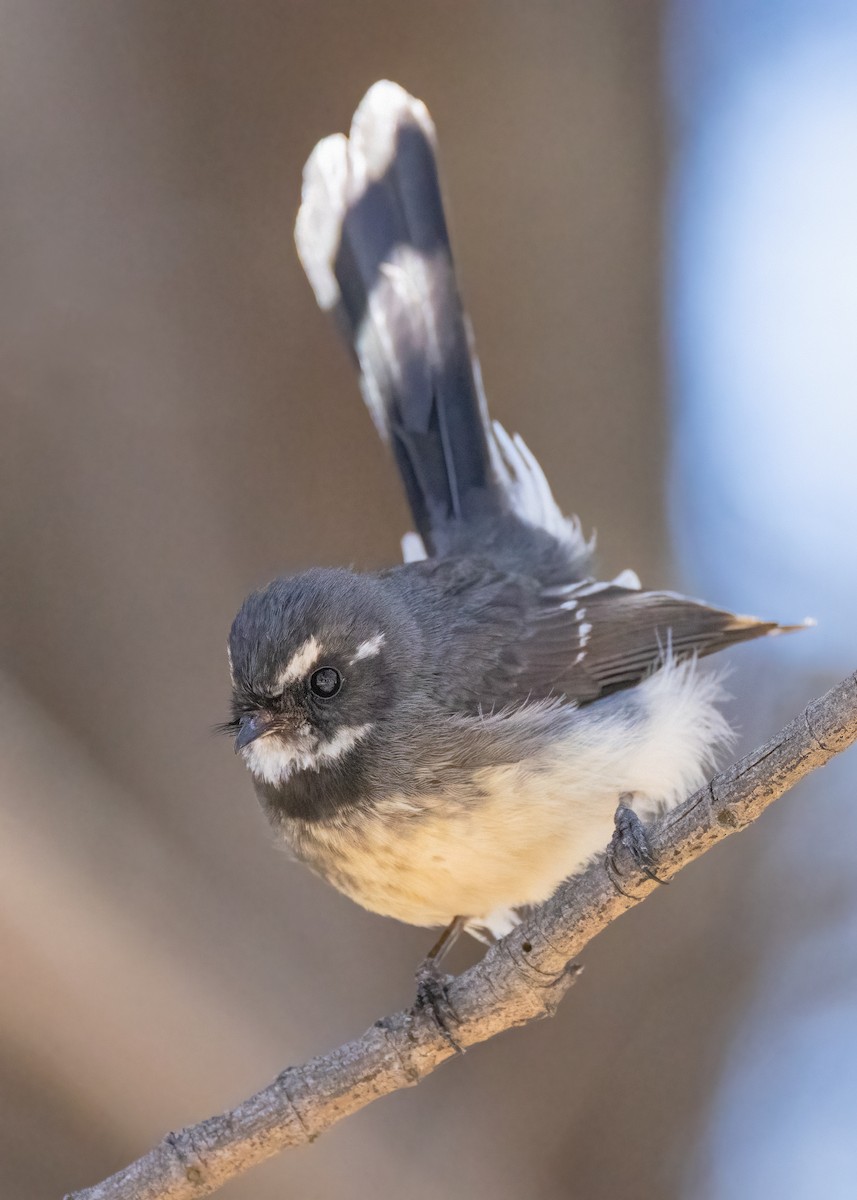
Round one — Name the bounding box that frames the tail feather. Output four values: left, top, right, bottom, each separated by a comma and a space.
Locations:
295, 81, 497, 552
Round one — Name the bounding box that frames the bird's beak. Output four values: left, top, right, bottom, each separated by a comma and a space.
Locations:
234, 712, 275, 753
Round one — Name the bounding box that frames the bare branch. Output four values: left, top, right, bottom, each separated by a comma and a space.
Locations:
67, 670, 857, 1200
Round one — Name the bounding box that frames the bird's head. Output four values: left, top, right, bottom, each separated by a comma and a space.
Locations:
224, 568, 409, 787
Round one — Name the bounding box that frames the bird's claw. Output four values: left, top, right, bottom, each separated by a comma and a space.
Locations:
606, 799, 668, 898
413, 960, 464, 1054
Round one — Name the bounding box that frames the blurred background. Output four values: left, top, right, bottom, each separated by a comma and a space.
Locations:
1, 2, 855, 1197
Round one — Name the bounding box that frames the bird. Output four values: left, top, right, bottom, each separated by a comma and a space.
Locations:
224, 80, 807, 967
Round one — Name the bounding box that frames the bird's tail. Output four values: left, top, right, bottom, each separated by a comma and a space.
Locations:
295, 81, 499, 555
295, 82, 591, 581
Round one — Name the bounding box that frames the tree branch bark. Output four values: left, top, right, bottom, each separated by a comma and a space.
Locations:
67, 669, 857, 1200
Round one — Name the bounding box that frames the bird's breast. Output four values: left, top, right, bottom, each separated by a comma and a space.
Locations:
276, 755, 619, 928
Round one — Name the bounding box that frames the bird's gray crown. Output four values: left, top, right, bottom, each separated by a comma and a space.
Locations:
228, 567, 398, 696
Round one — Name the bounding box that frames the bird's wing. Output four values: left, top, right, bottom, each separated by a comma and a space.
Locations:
512, 582, 804, 705
400, 557, 804, 709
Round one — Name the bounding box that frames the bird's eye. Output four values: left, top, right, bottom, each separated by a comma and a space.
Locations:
309, 667, 343, 698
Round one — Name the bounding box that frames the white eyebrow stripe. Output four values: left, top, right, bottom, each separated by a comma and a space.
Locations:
276, 636, 322, 688
350, 633, 385, 664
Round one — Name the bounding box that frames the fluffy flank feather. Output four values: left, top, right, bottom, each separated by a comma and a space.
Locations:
627, 657, 734, 816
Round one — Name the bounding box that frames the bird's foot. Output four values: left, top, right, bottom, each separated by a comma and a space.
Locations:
413, 958, 464, 1054
606, 797, 668, 898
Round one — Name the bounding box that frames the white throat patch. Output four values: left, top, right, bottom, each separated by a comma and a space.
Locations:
242, 723, 373, 786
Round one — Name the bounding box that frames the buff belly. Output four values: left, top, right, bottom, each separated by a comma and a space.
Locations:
285, 761, 619, 928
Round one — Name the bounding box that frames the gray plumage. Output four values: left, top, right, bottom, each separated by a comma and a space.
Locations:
226, 82, 808, 936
